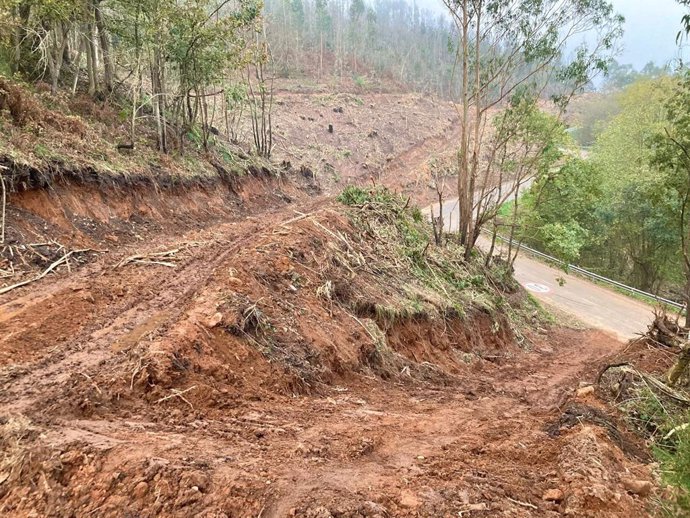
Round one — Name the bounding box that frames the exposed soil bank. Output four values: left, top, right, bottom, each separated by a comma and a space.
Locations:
0, 175, 655, 517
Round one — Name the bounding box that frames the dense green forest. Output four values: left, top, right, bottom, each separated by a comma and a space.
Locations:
514, 72, 690, 313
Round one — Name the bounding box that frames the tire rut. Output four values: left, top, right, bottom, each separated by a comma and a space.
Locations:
0, 202, 327, 415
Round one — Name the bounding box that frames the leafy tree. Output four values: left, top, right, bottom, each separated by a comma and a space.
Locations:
568, 93, 621, 147
521, 77, 682, 297
603, 60, 641, 91
441, 0, 623, 259
651, 71, 690, 325
521, 158, 602, 264
591, 77, 680, 291
482, 95, 571, 264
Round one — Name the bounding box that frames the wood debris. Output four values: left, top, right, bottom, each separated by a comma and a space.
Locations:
0, 249, 94, 296
116, 248, 181, 268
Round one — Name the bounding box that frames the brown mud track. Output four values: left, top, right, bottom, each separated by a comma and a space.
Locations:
0, 187, 655, 518
0, 131, 655, 518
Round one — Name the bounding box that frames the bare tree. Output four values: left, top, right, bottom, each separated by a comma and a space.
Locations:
247, 37, 274, 158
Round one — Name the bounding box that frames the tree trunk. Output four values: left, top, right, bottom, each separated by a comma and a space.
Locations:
94, 0, 113, 93
464, 3, 483, 261
668, 343, 690, 386
84, 26, 97, 96
47, 23, 69, 95
684, 274, 690, 329
71, 39, 84, 95
485, 222, 498, 268
319, 32, 323, 80
150, 44, 167, 153
13, 3, 31, 74
458, 0, 470, 252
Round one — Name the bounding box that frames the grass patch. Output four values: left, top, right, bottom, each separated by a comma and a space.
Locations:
337, 185, 537, 332
618, 384, 690, 516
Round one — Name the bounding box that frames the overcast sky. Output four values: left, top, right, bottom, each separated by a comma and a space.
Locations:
417, 0, 687, 69
610, 0, 685, 68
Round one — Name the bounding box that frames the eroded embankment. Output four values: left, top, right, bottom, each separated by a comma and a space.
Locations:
0, 156, 320, 289
0, 183, 655, 517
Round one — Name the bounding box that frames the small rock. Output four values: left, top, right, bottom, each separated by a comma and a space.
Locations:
79, 291, 95, 303
398, 490, 420, 508
361, 500, 388, 514
307, 507, 332, 518
132, 481, 149, 498
542, 488, 564, 502
204, 312, 223, 328
621, 478, 652, 497
576, 385, 595, 398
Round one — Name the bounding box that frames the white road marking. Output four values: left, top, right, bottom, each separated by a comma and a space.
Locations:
525, 283, 551, 293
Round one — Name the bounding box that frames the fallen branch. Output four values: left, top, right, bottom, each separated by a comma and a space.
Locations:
131, 259, 176, 268
664, 422, 690, 440
79, 371, 102, 395
278, 210, 315, 228
155, 385, 196, 409
507, 497, 538, 510
116, 248, 181, 268
0, 164, 7, 245
0, 250, 74, 296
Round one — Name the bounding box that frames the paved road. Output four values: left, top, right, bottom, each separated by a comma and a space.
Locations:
425, 198, 655, 340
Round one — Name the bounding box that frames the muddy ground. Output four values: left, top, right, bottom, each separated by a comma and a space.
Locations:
0, 169, 656, 518
0, 82, 658, 517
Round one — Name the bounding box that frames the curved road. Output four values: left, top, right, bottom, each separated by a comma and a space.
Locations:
426, 198, 656, 341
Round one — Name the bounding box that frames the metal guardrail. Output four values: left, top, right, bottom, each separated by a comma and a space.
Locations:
486, 230, 686, 311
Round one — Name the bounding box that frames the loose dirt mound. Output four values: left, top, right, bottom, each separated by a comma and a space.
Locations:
0, 182, 655, 517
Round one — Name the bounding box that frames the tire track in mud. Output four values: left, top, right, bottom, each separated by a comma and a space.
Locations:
0, 202, 327, 415
0, 115, 461, 416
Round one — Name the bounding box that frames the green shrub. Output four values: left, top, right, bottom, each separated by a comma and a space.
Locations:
337, 185, 397, 206
656, 417, 690, 516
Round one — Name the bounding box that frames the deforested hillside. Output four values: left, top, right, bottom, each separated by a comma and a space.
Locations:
0, 184, 653, 517
1, 0, 685, 516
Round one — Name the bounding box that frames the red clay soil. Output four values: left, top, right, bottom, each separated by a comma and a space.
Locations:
0, 176, 657, 517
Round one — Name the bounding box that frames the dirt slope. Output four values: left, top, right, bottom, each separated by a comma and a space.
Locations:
0, 173, 655, 517
0, 81, 656, 517
266, 89, 459, 202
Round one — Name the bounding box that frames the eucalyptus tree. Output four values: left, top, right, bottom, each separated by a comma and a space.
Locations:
441, 0, 623, 258
313, 0, 331, 78
107, 0, 263, 151
652, 71, 690, 327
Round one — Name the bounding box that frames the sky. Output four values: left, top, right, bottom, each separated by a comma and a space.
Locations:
610, 0, 686, 68
417, 0, 687, 70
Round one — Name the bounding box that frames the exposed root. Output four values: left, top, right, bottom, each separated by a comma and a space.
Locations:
155, 386, 197, 409
598, 363, 690, 406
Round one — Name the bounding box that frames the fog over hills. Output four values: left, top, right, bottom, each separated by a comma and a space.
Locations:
416, 0, 687, 69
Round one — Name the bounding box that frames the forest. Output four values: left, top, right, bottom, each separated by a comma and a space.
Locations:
513, 67, 690, 321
